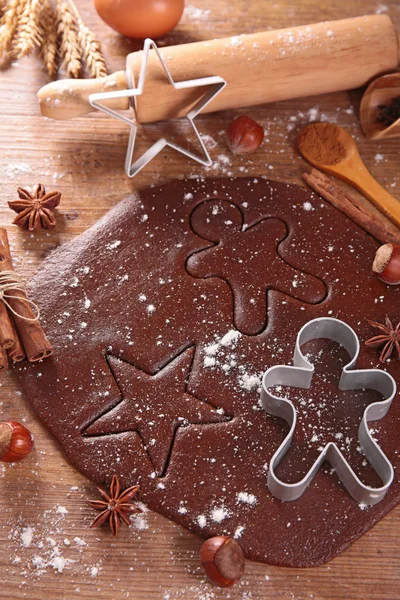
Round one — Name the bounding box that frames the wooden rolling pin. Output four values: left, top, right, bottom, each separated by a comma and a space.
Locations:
38, 14, 399, 124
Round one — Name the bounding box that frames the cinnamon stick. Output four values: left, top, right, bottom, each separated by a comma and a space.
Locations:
0, 300, 16, 350
0, 228, 52, 362
303, 169, 400, 246
7, 315, 26, 363
0, 345, 7, 371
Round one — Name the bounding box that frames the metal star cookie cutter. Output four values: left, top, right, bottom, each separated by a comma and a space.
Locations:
89, 38, 226, 178
260, 317, 396, 505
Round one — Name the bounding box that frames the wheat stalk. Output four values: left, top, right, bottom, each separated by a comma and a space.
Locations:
39, 0, 58, 76
0, 0, 24, 58
13, 0, 42, 58
77, 20, 107, 78
0, 0, 107, 79
57, 0, 81, 78
68, 0, 107, 78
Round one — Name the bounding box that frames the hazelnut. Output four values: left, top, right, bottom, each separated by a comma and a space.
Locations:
372, 243, 400, 285
200, 536, 245, 588
227, 115, 264, 155
0, 421, 34, 462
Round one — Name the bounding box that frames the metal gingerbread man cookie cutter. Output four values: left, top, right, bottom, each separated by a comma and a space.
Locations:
260, 317, 396, 505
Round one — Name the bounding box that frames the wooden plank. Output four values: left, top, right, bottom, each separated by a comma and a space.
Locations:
0, 1, 399, 598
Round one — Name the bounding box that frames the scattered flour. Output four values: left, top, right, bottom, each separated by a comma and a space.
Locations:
197, 515, 207, 528
6, 162, 32, 180
239, 373, 262, 392
210, 506, 230, 523
204, 342, 219, 356
236, 492, 258, 506
105, 240, 121, 251
90, 565, 102, 577
203, 330, 241, 365
200, 134, 217, 149
130, 503, 149, 531
229, 36, 244, 48
375, 4, 388, 13
21, 526, 34, 548
50, 556, 68, 573
183, 5, 211, 20
234, 525, 245, 539
73, 537, 86, 547
202, 329, 264, 395
204, 356, 216, 367
56, 505, 68, 515
220, 330, 241, 347
308, 107, 319, 121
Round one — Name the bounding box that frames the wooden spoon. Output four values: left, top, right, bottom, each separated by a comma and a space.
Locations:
297, 123, 400, 228
360, 73, 400, 140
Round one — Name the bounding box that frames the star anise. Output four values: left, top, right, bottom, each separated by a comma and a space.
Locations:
87, 475, 141, 536
365, 316, 400, 363
8, 184, 61, 231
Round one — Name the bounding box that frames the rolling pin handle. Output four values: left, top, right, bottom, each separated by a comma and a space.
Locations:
37, 71, 129, 120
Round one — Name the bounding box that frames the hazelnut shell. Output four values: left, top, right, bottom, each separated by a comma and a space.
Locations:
0, 421, 34, 462
227, 115, 264, 155
372, 243, 400, 285
200, 536, 245, 588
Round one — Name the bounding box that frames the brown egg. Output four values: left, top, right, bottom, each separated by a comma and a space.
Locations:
94, 0, 185, 39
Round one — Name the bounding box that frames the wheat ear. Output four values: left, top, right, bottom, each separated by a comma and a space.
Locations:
39, 0, 58, 76
13, 0, 42, 58
68, 0, 107, 78
0, 0, 24, 57
57, 0, 81, 78
77, 20, 107, 77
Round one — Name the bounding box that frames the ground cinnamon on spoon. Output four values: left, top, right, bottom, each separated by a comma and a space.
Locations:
298, 123, 347, 165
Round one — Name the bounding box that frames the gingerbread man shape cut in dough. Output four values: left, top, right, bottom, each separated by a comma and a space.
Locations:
187, 199, 327, 335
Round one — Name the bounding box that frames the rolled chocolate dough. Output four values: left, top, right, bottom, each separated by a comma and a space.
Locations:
15, 178, 400, 567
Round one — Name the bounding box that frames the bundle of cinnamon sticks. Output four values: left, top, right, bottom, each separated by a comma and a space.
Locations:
0, 228, 52, 371
303, 169, 400, 246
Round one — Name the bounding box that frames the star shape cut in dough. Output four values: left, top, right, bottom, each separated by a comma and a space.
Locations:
84, 347, 229, 476
89, 38, 226, 177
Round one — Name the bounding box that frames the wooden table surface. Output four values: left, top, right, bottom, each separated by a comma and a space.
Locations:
0, 0, 399, 598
